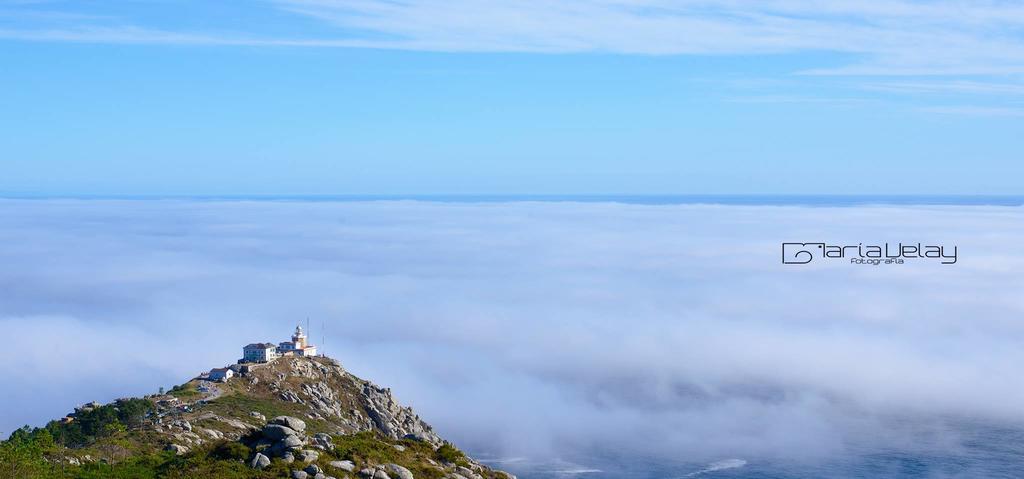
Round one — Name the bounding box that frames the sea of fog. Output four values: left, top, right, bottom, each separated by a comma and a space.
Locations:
1, 197, 1023, 478
476, 418, 1024, 478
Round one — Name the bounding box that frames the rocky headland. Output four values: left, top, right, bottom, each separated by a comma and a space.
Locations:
0, 355, 511, 479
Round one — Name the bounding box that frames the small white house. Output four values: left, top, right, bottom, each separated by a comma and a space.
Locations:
208, 367, 234, 382
242, 342, 279, 363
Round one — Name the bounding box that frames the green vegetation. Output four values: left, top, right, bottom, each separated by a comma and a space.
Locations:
203, 393, 332, 434
0, 427, 53, 479
435, 443, 468, 465
211, 441, 251, 461
70, 453, 166, 479
42, 398, 155, 448
167, 383, 199, 399
0, 399, 158, 478
326, 432, 455, 479
205, 393, 291, 420
331, 431, 401, 464
2, 424, 499, 479
64, 448, 293, 479
0, 434, 285, 479
0, 357, 507, 479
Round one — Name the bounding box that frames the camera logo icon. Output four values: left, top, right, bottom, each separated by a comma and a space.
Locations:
782, 243, 825, 264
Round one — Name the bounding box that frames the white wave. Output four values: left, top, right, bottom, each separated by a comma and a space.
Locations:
684, 458, 747, 477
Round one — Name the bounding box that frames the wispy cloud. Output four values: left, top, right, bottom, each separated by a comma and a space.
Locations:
724, 95, 874, 105
863, 80, 1024, 96
917, 105, 1024, 117
3, 1, 1024, 77
273, 0, 1024, 75
0, 25, 383, 47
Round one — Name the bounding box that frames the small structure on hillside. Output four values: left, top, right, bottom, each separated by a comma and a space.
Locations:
208, 367, 234, 382
239, 325, 318, 363
74, 402, 101, 415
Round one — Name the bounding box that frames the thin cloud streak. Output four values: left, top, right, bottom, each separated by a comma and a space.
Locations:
0, 26, 397, 48
275, 0, 1024, 75
3, 1, 1024, 76
918, 105, 1024, 117
862, 80, 1024, 96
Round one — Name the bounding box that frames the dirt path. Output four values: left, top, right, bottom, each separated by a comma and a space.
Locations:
198, 382, 224, 402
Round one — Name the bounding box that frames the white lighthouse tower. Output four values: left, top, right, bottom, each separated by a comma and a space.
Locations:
278, 324, 317, 357
292, 325, 307, 349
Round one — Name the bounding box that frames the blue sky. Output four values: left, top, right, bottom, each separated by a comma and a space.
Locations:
1, 0, 1023, 195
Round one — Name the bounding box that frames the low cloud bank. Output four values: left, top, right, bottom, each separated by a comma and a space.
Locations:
1, 199, 1022, 462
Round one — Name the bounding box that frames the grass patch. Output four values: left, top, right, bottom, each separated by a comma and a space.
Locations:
205, 394, 293, 420
435, 443, 467, 465
326, 432, 461, 479
332, 431, 401, 465
168, 384, 199, 400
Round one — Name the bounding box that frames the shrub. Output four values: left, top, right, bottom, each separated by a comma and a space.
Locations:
332, 431, 400, 464
0, 428, 54, 479
168, 384, 199, 399
434, 443, 466, 464
211, 441, 251, 461
40, 398, 154, 448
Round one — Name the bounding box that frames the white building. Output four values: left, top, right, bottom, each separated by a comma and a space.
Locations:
278, 325, 317, 357
242, 342, 279, 363
240, 326, 319, 364
208, 367, 234, 382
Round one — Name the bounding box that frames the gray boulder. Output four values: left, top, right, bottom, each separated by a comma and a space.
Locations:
291, 471, 309, 479
374, 469, 392, 479
283, 451, 296, 463
313, 432, 335, 451
386, 463, 414, 479
282, 435, 304, 449
298, 449, 320, 463
305, 464, 323, 475
164, 444, 188, 455
271, 415, 307, 433
329, 460, 355, 472
264, 424, 298, 440
249, 453, 271, 470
